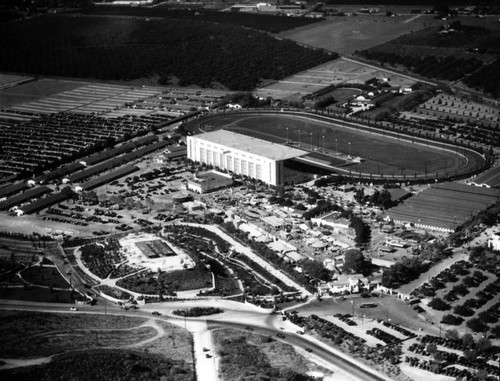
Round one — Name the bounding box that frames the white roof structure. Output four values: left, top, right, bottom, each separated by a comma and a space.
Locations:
196, 129, 307, 161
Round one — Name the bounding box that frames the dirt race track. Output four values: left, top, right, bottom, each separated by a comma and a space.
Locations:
186, 110, 486, 180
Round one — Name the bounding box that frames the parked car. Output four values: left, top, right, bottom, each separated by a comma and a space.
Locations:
70, 307, 78, 311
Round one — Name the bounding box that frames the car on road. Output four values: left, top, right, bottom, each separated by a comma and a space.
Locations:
70, 307, 78, 311
203, 347, 210, 352
276, 333, 285, 339
296, 331, 304, 335
205, 354, 212, 358
305, 348, 313, 353
152, 311, 161, 316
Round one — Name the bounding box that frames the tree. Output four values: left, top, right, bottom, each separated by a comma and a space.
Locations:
350, 216, 371, 246
428, 297, 451, 311
441, 314, 463, 325
462, 333, 475, 348
343, 249, 370, 275
466, 318, 488, 333
296, 259, 331, 281
445, 329, 459, 341
61, 186, 77, 202
476, 336, 492, 354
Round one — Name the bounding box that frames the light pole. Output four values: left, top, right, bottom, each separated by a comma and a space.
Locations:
348, 141, 351, 157
298, 129, 301, 147
286, 126, 289, 144
335, 139, 338, 157
310, 132, 313, 151
322, 135, 325, 153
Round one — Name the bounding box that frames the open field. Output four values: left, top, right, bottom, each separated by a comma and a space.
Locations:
194, 111, 483, 178
279, 14, 435, 55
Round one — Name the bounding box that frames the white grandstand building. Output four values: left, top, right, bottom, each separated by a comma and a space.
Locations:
187, 130, 310, 187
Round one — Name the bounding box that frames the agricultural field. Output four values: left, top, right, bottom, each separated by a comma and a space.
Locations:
279, 13, 435, 55
255, 57, 418, 100
81, 6, 323, 34
194, 112, 483, 179
0, 14, 332, 91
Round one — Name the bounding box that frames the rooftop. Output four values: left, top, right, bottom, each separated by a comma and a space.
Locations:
194, 129, 308, 161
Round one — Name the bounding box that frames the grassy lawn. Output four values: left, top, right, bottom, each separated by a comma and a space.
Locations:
19, 266, 70, 289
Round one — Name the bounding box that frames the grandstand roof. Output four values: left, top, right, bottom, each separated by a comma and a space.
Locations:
194, 130, 307, 161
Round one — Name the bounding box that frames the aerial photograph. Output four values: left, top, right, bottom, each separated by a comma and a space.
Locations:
0, 0, 500, 380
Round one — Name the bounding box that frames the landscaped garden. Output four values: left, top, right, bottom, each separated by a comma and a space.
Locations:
80, 238, 125, 279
